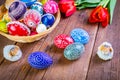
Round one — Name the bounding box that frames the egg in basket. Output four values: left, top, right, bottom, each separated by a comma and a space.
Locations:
0, 0, 60, 43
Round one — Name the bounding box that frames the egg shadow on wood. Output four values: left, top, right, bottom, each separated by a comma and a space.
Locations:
45, 43, 64, 54
53, 53, 80, 67
92, 53, 111, 64
44, 44, 77, 66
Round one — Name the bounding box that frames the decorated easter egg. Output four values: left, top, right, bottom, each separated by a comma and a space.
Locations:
7, 21, 30, 36
97, 42, 114, 60
64, 43, 85, 60
3, 45, 22, 61
28, 51, 53, 69
0, 21, 8, 33
8, 1, 27, 21
41, 0, 48, 5
24, 10, 41, 29
41, 13, 55, 27
70, 28, 90, 44
54, 34, 74, 49
20, 0, 37, 7
43, 1, 58, 14
36, 24, 47, 33
30, 31, 38, 36
3, 13, 11, 22
31, 2, 43, 15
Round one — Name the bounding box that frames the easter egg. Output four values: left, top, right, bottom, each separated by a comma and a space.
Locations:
3, 45, 22, 61
54, 34, 74, 49
64, 43, 85, 60
30, 31, 38, 36
41, 13, 55, 28
20, 0, 37, 7
70, 28, 90, 44
8, 1, 27, 21
7, 21, 30, 36
0, 21, 8, 33
97, 42, 114, 60
43, 1, 58, 14
3, 13, 11, 22
31, 2, 43, 15
24, 10, 41, 29
41, 0, 48, 5
36, 24, 47, 33
28, 51, 53, 69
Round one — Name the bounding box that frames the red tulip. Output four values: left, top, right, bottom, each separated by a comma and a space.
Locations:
89, 6, 109, 27
58, 0, 76, 17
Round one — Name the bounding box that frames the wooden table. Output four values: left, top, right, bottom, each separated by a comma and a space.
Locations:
0, 0, 120, 80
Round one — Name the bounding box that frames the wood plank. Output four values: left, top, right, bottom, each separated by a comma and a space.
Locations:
86, 0, 120, 80
0, 2, 98, 80
0, 11, 73, 80
0, 35, 15, 64
0, 38, 47, 80
0, 0, 14, 64
24, 12, 74, 80
41, 10, 98, 80
6, 9, 99, 80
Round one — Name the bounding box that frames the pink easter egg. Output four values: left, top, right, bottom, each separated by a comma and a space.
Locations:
43, 1, 58, 14
54, 34, 74, 49
24, 10, 41, 29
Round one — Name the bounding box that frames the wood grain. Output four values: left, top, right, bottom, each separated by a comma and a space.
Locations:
0, 11, 74, 80
86, 0, 120, 80
0, 0, 119, 80
24, 11, 76, 80
41, 10, 98, 80
0, 35, 15, 64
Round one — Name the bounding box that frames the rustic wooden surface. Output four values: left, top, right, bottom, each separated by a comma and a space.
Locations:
0, 0, 119, 80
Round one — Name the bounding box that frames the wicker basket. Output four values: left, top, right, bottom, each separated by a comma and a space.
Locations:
0, 9, 60, 43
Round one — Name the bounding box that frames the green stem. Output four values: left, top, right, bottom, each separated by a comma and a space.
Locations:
103, 0, 110, 8
98, 0, 110, 7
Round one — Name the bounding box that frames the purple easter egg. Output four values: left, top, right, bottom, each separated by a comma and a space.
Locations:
8, 1, 27, 21
24, 10, 41, 29
43, 1, 58, 14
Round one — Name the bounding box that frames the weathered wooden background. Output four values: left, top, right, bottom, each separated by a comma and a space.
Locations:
0, 0, 120, 80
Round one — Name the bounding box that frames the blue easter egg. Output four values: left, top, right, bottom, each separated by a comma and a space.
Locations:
64, 43, 85, 60
41, 13, 55, 28
70, 28, 90, 44
31, 2, 43, 15
28, 51, 53, 69
20, 0, 37, 7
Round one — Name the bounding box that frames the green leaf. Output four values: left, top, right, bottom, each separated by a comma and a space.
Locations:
83, 3, 98, 7
75, 0, 82, 6
82, 0, 101, 3
75, 0, 100, 6
108, 0, 117, 24
76, 6, 86, 10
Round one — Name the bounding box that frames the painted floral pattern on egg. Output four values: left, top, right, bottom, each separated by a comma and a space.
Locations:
24, 10, 41, 29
